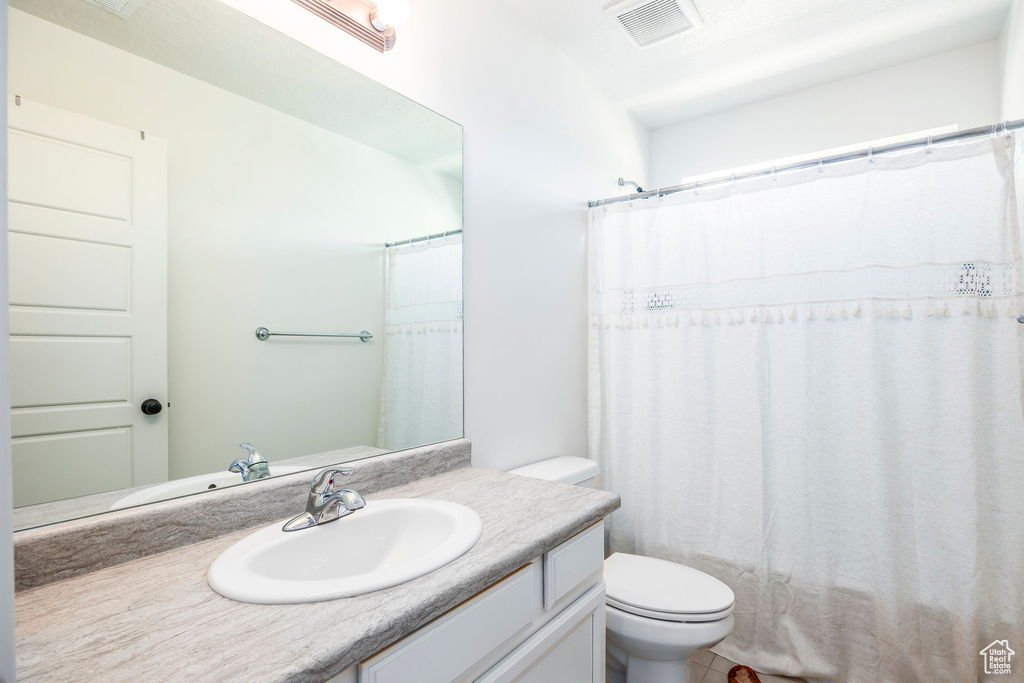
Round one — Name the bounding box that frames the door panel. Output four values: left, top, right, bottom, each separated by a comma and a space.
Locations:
12, 404, 137, 439
8, 96, 168, 504
10, 336, 130, 407
12, 428, 132, 507
9, 232, 130, 311
8, 128, 132, 221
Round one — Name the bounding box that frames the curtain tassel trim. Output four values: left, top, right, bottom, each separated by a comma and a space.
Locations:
385, 321, 461, 334
593, 296, 1024, 328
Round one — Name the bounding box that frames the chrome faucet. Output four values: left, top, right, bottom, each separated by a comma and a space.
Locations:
283, 467, 366, 532
229, 442, 271, 482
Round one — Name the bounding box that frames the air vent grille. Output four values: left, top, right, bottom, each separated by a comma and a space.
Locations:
79, 0, 146, 19
615, 0, 699, 48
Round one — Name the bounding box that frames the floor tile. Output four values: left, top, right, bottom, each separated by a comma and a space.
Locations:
693, 650, 716, 667
687, 652, 808, 682
709, 655, 738, 673
700, 667, 730, 683
690, 663, 709, 683
756, 674, 807, 683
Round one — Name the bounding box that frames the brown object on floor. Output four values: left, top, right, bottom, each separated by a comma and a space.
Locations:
727, 665, 763, 683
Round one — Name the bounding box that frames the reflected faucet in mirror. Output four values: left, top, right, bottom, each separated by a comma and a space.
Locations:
283, 467, 366, 532
229, 443, 271, 482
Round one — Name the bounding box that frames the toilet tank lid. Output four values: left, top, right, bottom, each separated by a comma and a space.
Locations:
508, 456, 600, 485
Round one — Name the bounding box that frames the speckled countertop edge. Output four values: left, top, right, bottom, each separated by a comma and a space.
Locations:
15, 466, 620, 683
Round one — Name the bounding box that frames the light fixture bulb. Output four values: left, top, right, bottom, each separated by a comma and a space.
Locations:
371, 0, 409, 30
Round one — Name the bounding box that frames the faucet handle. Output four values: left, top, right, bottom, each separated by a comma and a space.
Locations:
228, 459, 250, 477
238, 442, 268, 465
309, 467, 355, 495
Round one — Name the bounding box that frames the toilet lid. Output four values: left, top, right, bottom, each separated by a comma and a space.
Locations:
604, 553, 734, 622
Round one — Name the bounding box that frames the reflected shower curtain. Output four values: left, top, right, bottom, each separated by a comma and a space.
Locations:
378, 236, 463, 450
589, 136, 1024, 682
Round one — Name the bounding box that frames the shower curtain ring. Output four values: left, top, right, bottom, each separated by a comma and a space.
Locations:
926, 136, 933, 154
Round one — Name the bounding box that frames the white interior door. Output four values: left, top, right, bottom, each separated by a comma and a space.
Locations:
8, 96, 168, 507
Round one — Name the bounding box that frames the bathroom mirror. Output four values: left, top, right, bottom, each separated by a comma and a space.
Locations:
8, 0, 463, 530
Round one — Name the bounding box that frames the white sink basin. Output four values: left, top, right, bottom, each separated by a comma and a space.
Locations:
109, 465, 309, 510
207, 498, 483, 604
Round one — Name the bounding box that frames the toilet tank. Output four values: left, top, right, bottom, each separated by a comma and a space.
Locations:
508, 456, 600, 488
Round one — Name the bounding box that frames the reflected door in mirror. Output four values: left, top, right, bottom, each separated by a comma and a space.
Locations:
8, 98, 169, 506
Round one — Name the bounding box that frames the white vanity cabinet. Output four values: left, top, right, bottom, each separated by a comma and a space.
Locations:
328, 523, 606, 683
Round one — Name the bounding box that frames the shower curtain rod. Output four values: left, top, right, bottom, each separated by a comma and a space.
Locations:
587, 118, 1024, 209
384, 229, 462, 248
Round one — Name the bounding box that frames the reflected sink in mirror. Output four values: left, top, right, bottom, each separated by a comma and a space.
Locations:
208, 499, 483, 604
108, 466, 309, 510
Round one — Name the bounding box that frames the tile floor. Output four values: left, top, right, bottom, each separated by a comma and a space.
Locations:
689, 650, 808, 683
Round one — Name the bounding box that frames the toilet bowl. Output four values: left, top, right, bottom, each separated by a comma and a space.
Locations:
604, 552, 734, 682
509, 457, 735, 683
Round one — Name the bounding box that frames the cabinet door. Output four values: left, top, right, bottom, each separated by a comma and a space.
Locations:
544, 523, 604, 611
477, 584, 605, 683
359, 565, 540, 683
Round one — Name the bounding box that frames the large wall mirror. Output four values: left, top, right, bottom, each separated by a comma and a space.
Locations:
8, 0, 463, 530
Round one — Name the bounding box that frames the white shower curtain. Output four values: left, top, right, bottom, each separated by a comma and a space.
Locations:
377, 236, 463, 450
589, 136, 1024, 682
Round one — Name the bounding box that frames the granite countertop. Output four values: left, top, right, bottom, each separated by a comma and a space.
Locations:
15, 466, 620, 683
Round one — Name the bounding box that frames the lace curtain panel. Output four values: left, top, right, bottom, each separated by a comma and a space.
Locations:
588, 136, 1024, 682
377, 236, 463, 450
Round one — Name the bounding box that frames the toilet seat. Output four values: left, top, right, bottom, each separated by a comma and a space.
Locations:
606, 596, 733, 622
605, 552, 735, 623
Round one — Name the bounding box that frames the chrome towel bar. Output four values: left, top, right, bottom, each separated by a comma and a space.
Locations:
255, 327, 373, 342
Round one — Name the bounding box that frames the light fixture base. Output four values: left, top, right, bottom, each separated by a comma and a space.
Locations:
290, 0, 396, 51
369, 10, 386, 31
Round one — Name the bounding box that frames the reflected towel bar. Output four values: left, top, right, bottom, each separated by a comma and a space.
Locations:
255, 327, 373, 342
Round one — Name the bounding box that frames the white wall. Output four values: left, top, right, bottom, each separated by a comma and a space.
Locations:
9, 10, 462, 479
1001, 0, 1024, 119
649, 41, 1001, 187
219, 0, 651, 472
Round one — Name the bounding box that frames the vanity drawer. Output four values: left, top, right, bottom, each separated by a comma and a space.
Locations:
358, 564, 540, 683
543, 522, 604, 611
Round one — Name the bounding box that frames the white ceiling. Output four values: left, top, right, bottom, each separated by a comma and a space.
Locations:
504, 0, 1013, 129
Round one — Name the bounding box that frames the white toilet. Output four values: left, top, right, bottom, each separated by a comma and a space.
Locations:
509, 456, 735, 683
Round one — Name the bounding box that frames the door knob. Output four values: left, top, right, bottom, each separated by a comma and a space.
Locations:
141, 398, 163, 415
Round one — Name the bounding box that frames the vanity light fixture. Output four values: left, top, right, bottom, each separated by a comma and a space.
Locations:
370, 0, 410, 31
289, 0, 408, 52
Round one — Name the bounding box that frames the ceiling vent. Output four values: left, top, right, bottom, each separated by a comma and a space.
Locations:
78, 0, 146, 19
607, 0, 703, 49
